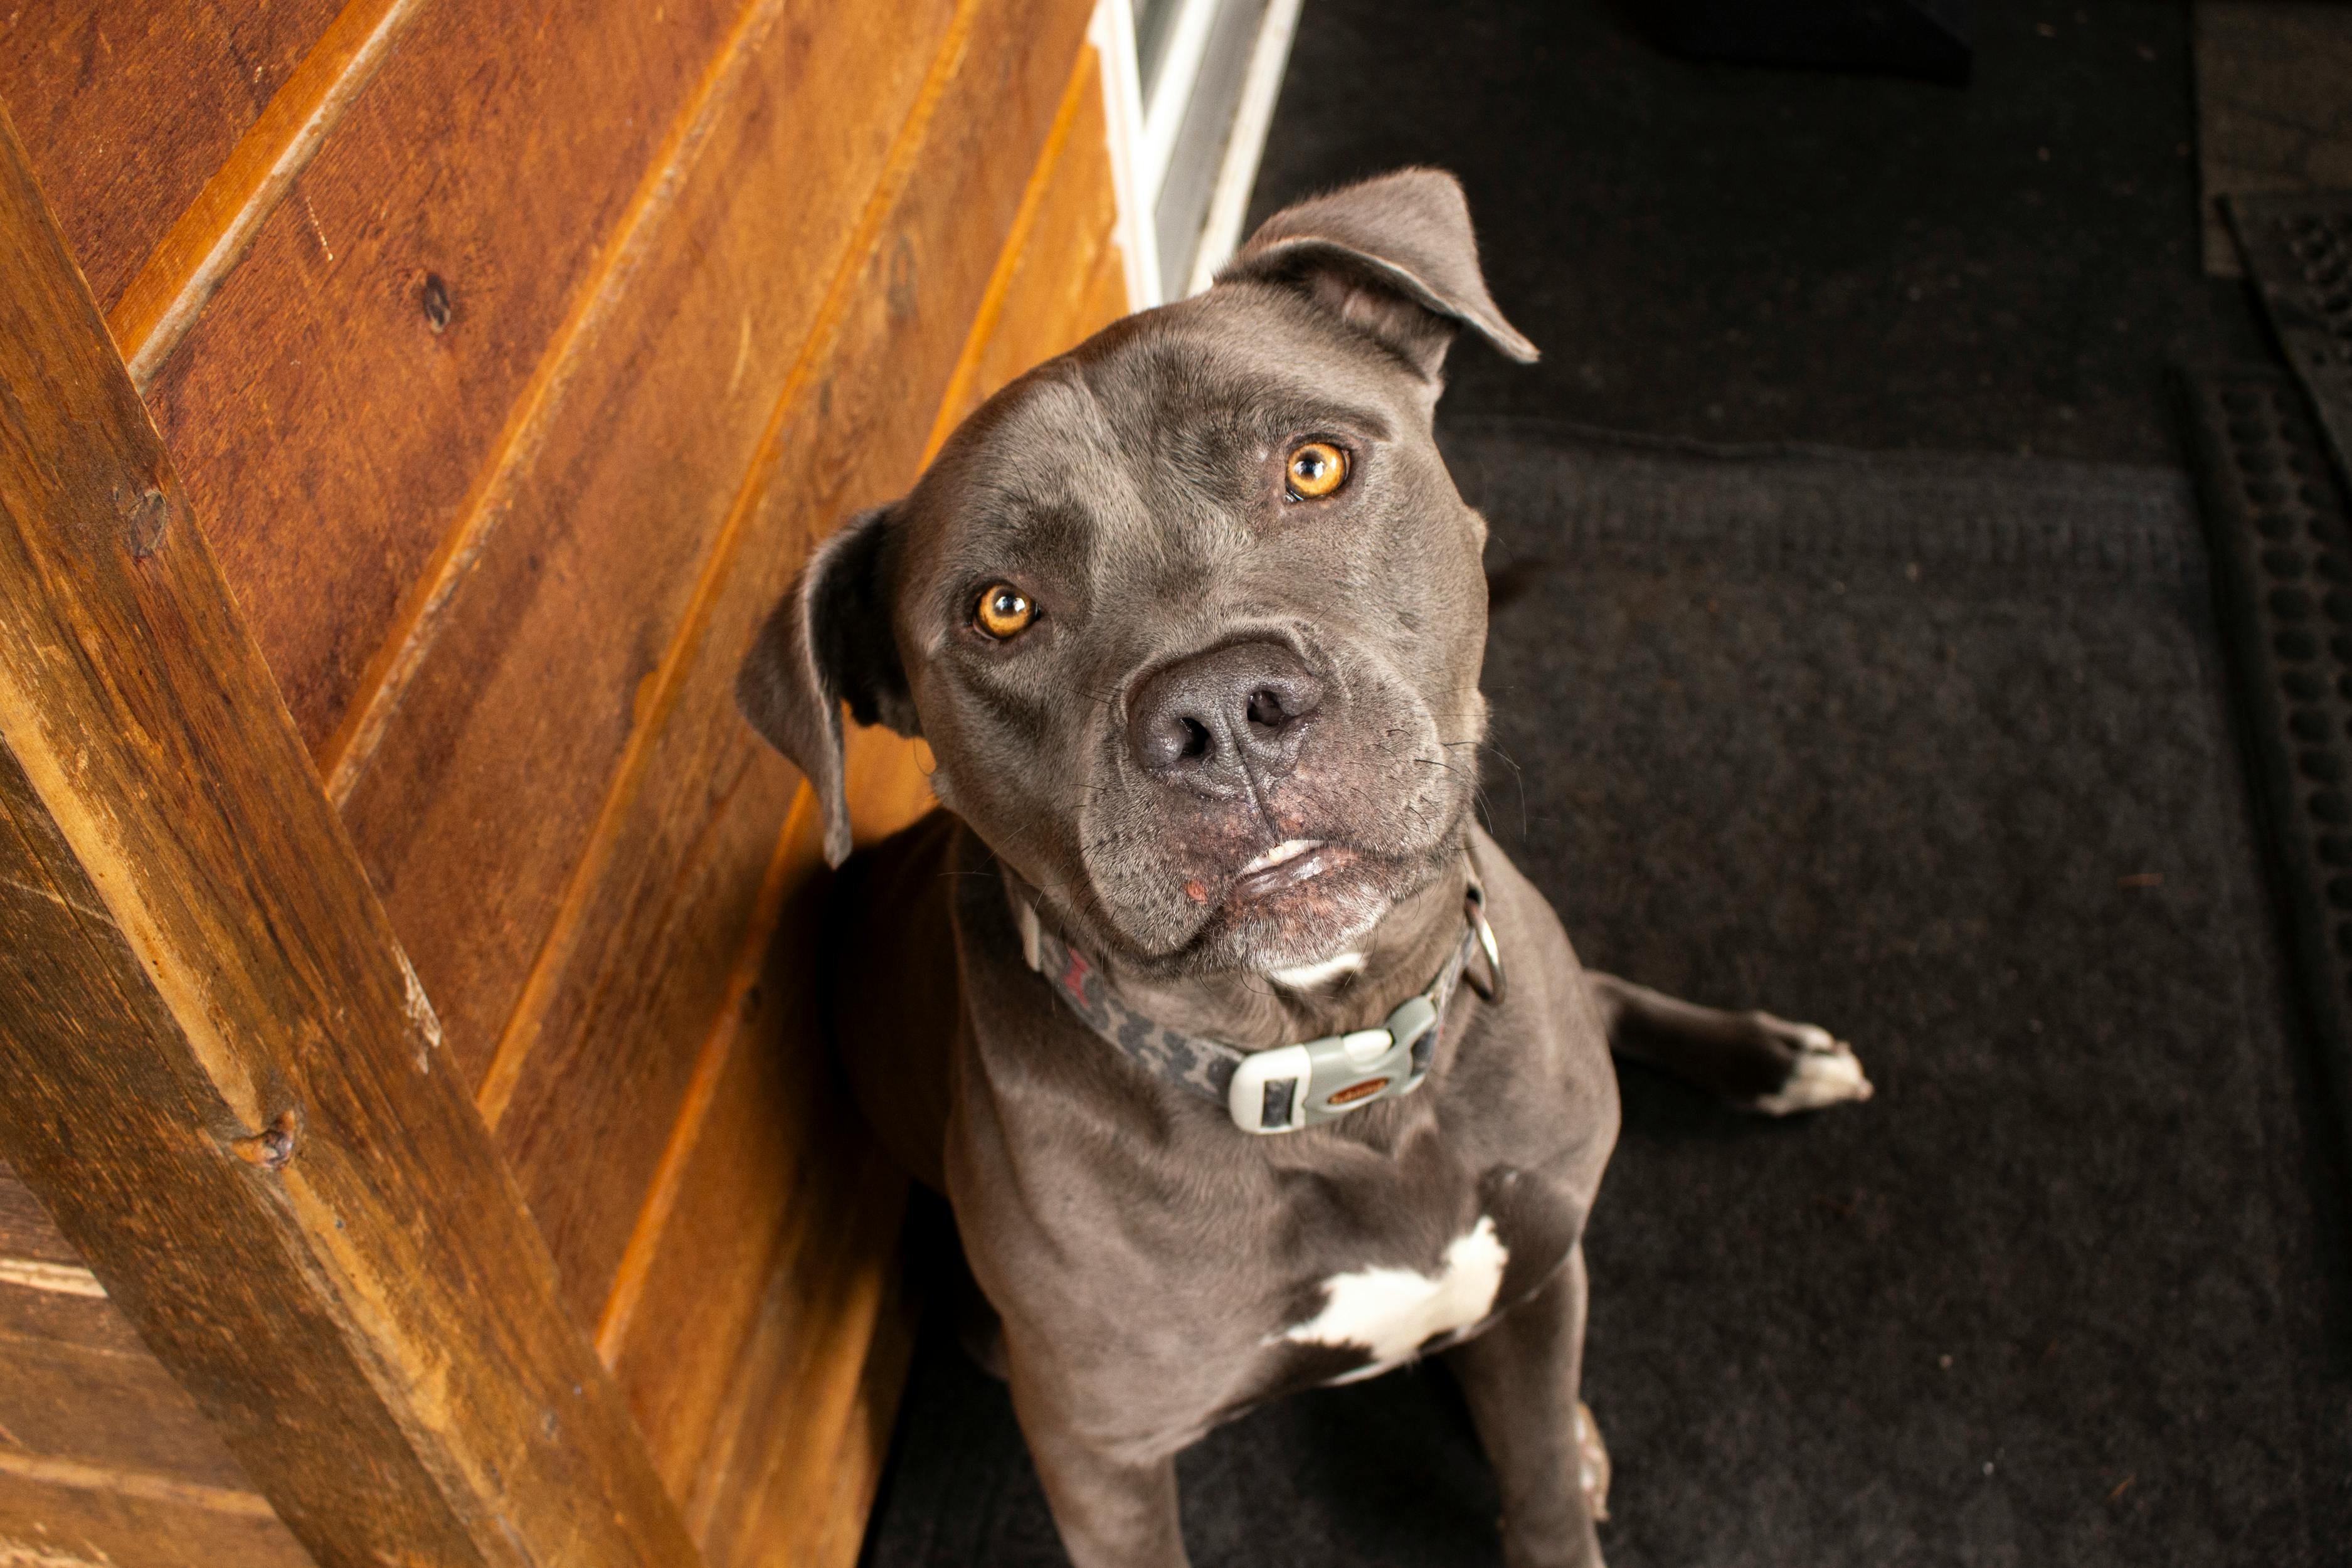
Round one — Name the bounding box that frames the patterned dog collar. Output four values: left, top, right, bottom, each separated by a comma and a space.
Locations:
1015, 872, 1505, 1136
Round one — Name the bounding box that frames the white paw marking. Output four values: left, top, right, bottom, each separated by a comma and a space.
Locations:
1265, 950, 1367, 990
1752, 1024, 1873, 1115
1576, 1401, 1612, 1523
1271, 1216, 1509, 1370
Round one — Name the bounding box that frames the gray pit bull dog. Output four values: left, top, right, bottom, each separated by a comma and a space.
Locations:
736, 169, 1871, 1568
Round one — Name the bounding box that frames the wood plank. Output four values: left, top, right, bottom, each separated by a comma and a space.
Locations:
931, 55, 1124, 441
109, 0, 429, 391
338, 0, 958, 1089
0, 1163, 75, 1268
0, 0, 344, 310
0, 1287, 141, 1362
601, 800, 830, 1500
600, 724, 930, 1503
595, 23, 1120, 1507
783, 1281, 923, 1568
477, 0, 1096, 1328
1075, 220, 1135, 350
693, 1142, 911, 1567
0, 105, 695, 1568
0, 1335, 248, 1490
0, 1454, 309, 1568
0, 1158, 136, 1357
140, 0, 748, 758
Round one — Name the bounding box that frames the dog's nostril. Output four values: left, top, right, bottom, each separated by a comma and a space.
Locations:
1179, 717, 1212, 759
1247, 689, 1282, 728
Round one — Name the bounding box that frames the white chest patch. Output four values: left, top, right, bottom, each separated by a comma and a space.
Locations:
1271, 1216, 1510, 1372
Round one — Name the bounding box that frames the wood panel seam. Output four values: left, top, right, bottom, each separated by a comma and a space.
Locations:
471, 0, 985, 1128
921, 45, 1098, 465
315, 0, 795, 805
105, 0, 428, 391
590, 42, 1101, 1366
591, 790, 816, 1364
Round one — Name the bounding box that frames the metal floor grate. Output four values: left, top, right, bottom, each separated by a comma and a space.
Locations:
2183, 363, 2352, 1165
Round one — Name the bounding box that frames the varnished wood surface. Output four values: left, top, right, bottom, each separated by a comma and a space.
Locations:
0, 1334, 250, 1490
0, 1456, 311, 1568
475, 0, 1096, 1327
1, 3, 1131, 1561
930, 56, 1122, 445
343, 0, 959, 1095
0, 0, 344, 311
0, 104, 695, 1568
109, 0, 427, 391
600, 48, 1130, 1530
143, 0, 746, 758
0, 1162, 75, 1267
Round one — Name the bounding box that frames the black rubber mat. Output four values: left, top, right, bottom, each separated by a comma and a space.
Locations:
2227, 194, 2352, 494
859, 429, 2352, 1567
2180, 365, 2352, 1194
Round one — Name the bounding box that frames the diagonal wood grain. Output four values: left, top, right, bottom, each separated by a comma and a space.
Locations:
0, 102, 696, 1568
0, 0, 348, 312
470, 0, 1097, 1327
107, 0, 428, 389
141, 0, 748, 759
339, 0, 958, 1093
0, 1454, 310, 1568
601, 41, 1129, 1528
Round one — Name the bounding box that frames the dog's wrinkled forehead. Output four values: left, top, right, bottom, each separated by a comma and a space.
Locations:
910, 292, 1416, 611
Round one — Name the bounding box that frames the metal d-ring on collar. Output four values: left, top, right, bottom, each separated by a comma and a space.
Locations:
1015, 862, 1506, 1136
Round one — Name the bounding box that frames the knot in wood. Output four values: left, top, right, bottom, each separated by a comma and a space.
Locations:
123, 485, 169, 558
232, 1110, 300, 1170
420, 272, 452, 333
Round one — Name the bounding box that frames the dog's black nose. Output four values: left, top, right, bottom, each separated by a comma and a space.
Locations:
1128, 642, 1325, 790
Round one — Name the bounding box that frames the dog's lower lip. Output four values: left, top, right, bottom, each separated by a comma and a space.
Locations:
1239, 838, 1323, 877
1231, 842, 1341, 899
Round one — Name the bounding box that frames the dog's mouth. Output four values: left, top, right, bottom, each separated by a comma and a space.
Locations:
1231, 837, 1339, 900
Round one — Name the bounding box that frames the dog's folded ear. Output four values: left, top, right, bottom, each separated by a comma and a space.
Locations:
1216, 167, 1537, 378
736, 505, 918, 869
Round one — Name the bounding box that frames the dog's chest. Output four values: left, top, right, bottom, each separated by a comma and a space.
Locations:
1223, 1148, 1587, 1405
1269, 1213, 1512, 1375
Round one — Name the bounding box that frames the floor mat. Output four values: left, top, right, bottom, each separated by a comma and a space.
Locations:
857, 428, 2352, 1566
2193, 3, 2352, 278
2226, 193, 2352, 489
1242, 0, 2262, 465
2180, 364, 2352, 1214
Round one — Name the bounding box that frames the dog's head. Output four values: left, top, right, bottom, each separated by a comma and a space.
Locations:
738, 168, 1534, 978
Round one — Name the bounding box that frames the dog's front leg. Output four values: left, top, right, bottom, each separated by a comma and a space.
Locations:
1007, 1363, 1190, 1568
1447, 1244, 1607, 1568
1588, 971, 1871, 1115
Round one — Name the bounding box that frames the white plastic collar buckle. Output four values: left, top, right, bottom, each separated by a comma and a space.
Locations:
1226, 992, 1439, 1135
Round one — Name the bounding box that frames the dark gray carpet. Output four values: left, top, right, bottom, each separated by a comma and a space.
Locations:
1244, 0, 2267, 465
857, 428, 2352, 1566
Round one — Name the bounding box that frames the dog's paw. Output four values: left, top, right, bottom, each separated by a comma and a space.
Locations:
1576, 1401, 1611, 1523
1744, 1013, 1873, 1116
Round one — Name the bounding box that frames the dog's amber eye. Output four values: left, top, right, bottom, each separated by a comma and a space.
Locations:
1285, 441, 1347, 501
974, 583, 1036, 639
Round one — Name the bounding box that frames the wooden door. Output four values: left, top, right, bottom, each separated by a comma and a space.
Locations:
0, 3, 1130, 1564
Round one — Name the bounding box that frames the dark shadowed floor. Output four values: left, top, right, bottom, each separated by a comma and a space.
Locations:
859, 4, 2352, 1564
1248, 0, 2264, 465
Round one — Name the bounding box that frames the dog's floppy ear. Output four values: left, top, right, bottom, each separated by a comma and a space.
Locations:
1216, 167, 1537, 377
736, 505, 917, 869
